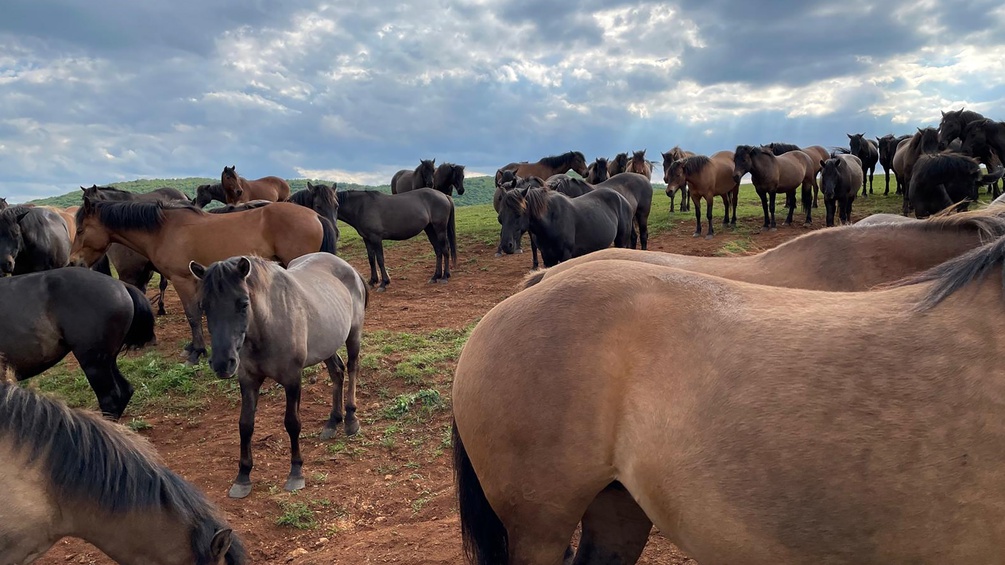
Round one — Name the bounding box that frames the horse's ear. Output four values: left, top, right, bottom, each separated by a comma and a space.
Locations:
13, 209, 31, 223
518, 187, 530, 197
847, 133, 853, 139
820, 160, 827, 169
237, 257, 252, 279
189, 261, 207, 280
917, 127, 923, 133
307, 181, 314, 190
208, 529, 233, 562
80, 186, 87, 191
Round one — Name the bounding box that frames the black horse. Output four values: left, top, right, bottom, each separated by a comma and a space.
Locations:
193, 183, 227, 208
391, 159, 436, 194
290, 182, 340, 240
910, 153, 1005, 218
608, 153, 629, 176
0, 267, 155, 419
847, 134, 879, 196
432, 163, 466, 197
877, 134, 911, 195
940, 109, 1001, 197
497, 187, 631, 268
820, 154, 864, 226
0, 206, 70, 275
961, 119, 1005, 172
336, 188, 456, 291
546, 173, 652, 250
84, 184, 188, 316
586, 158, 609, 184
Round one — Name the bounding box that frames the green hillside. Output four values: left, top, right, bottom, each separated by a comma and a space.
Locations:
27, 175, 502, 208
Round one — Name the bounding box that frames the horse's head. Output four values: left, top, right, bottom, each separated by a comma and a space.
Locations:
434, 163, 465, 196
194, 184, 214, 208
497, 188, 530, 255
221, 166, 242, 199
611, 152, 628, 174
588, 158, 609, 183
0, 197, 7, 210
819, 158, 843, 200
79, 184, 104, 201
664, 160, 686, 196
961, 120, 990, 159
190, 256, 255, 379
847, 133, 865, 154
569, 151, 589, 177
307, 181, 339, 224
68, 196, 113, 267
0, 208, 30, 275
418, 159, 436, 188
918, 127, 940, 153
733, 145, 758, 183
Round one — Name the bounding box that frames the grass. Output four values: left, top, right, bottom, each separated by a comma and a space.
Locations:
275, 500, 317, 530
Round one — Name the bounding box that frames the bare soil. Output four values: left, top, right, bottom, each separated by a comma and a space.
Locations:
36, 212, 828, 565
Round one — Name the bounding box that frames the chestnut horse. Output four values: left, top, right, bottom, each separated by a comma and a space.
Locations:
454, 244, 1005, 564
523, 205, 1005, 291
734, 145, 815, 229
664, 152, 739, 238
220, 166, 291, 205
495, 151, 589, 186
70, 199, 337, 363
0, 381, 246, 564
661, 146, 696, 212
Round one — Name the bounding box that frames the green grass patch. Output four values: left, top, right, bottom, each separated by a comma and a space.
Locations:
382, 389, 445, 421
275, 501, 316, 530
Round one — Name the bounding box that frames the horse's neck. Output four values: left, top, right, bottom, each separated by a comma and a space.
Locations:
107, 227, 161, 262
64, 503, 193, 565
246, 272, 292, 342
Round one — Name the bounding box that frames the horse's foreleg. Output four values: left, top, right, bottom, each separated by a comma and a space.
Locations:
704, 197, 714, 239
868, 166, 875, 194
230, 378, 261, 499
757, 189, 770, 229
282, 379, 305, 492
883, 168, 890, 196
174, 279, 206, 364
321, 356, 346, 440
769, 191, 779, 229
692, 196, 702, 237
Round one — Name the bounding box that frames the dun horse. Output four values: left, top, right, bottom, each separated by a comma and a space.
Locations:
495, 151, 589, 186
220, 166, 291, 205
766, 142, 827, 207
734, 145, 815, 229
454, 246, 1005, 564
662, 146, 696, 212
847, 133, 879, 196
191, 254, 367, 498
70, 199, 337, 363
0, 382, 245, 564
391, 159, 436, 194
664, 153, 739, 238
0, 268, 155, 419
877, 134, 911, 195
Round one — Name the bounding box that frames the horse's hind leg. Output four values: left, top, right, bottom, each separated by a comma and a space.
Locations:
156, 271, 168, 316
637, 214, 648, 250
363, 241, 379, 287
573, 483, 653, 565
704, 197, 714, 239
756, 189, 770, 229
424, 226, 445, 283
320, 356, 346, 440
343, 325, 362, 436
282, 377, 305, 492
77, 353, 127, 420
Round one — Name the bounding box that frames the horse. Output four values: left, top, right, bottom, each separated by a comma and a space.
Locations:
336, 188, 456, 291
846, 133, 879, 196
961, 119, 1005, 172
0, 267, 155, 419
894, 127, 941, 215
734, 145, 815, 229
661, 146, 696, 213
766, 143, 827, 208
453, 242, 1005, 565
493, 175, 546, 263
910, 153, 1005, 218
194, 183, 227, 208
0, 382, 245, 564
496, 186, 631, 268
190, 254, 367, 499
70, 199, 337, 364
585, 158, 609, 184
206, 200, 273, 213
391, 159, 436, 194
496, 151, 589, 185
0, 206, 70, 275
522, 205, 1005, 292
220, 166, 291, 205
820, 153, 864, 226
877, 134, 911, 195
84, 184, 190, 316
608, 152, 629, 176
546, 173, 652, 249
665, 153, 739, 238
432, 162, 466, 197
625, 149, 653, 179
289, 181, 340, 238
938, 107, 987, 149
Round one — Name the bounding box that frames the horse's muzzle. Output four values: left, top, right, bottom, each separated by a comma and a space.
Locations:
211, 357, 239, 379
1, 257, 15, 275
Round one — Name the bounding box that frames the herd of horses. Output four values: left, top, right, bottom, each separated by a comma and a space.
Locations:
3, 106, 1005, 563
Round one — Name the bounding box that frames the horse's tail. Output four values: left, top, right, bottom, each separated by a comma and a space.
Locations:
319, 215, 339, 255
802, 181, 813, 213
454, 420, 508, 565
357, 271, 370, 309
448, 200, 458, 268
122, 282, 156, 350
522, 269, 547, 289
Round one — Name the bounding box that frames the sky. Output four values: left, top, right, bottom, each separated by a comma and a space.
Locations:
1, 0, 1003, 202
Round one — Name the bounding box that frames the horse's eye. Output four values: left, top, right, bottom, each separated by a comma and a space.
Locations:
238, 300, 249, 312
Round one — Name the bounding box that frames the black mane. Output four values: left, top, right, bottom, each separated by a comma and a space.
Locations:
77, 200, 200, 232
539, 151, 584, 168
0, 383, 247, 564
678, 155, 711, 176
767, 142, 801, 155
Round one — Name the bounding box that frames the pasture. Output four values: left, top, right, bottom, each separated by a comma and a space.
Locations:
14, 179, 920, 564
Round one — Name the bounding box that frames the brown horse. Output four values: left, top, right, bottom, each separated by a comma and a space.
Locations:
69, 199, 337, 364
894, 127, 941, 215
661, 146, 696, 213
454, 243, 1005, 564
0, 381, 246, 564
734, 145, 815, 229
524, 205, 1005, 291
767, 143, 826, 207
625, 149, 652, 179
608, 152, 629, 176
665, 153, 739, 238
585, 158, 609, 184
220, 166, 291, 205
496, 151, 588, 186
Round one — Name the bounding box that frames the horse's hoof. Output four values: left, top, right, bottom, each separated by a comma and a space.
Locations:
692, 232, 701, 238
428, 277, 439, 284
345, 417, 360, 436
437, 278, 449, 284
228, 482, 252, 499
375, 286, 387, 293
320, 426, 338, 441
494, 252, 502, 258
157, 309, 166, 317
770, 227, 778, 232
705, 234, 714, 240
284, 476, 306, 492
516, 248, 524, 254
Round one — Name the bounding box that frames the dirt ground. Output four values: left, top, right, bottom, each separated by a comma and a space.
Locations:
35, 211, 828, 565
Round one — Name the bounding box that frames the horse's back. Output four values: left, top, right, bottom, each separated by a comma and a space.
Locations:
17, 208, 70, 272
391, 170, 409, 194
283, 253, 366, 363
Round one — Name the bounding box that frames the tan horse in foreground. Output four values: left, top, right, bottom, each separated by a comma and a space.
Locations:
454, 245, 1005, 564
524, 206, 1005, 290
70, 199, 337, 363
221, 165, 291, 205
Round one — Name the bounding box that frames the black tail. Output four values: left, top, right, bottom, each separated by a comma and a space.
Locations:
122, 282, 156, 349
454, 420, 508, 565
448, 201, 458, 268
982, 165, 1005, 185
358, 271, 370, 309
319, 215, 339, 255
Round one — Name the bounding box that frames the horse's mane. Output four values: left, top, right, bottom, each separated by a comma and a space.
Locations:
677, 155, 711, 176
197, 255, 278, 304
767, 142, 801, 155
908, 128, 939, 151
0, 383, 247, 564
76, 200, 201, 232
525, 188, 551, 220
207, 201, 272, 214
289, 189, 312, 206
537, 151, 584, 168
914, 152, 981, 177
